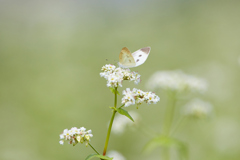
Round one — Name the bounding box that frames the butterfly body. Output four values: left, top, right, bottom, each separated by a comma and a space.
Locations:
118, 47, 151, 68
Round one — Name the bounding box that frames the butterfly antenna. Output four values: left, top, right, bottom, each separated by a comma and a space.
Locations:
105, 59, 118, 66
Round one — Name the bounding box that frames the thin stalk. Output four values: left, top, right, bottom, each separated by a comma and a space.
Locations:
119, 104, 125, 109
102, 87, 118, 156
89, 143, 100, 155
162, 91, 177, 160
170, 116, 187, 136
163, 91, 177, 136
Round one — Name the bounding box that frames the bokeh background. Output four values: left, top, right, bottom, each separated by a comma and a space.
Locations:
1, 0, 240, 160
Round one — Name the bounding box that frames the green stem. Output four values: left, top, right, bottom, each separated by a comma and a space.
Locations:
163, 91, 177, 136
89, 143, 100, 155
162, 91, 177, 160
170, 116, 187, 136
102, 87, 118, 156
119, 104, 125, 109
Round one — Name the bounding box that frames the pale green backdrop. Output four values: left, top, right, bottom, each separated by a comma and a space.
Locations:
0, 0, 240, 160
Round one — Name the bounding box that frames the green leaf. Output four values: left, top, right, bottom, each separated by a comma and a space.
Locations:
116, 90, 120, 95
116, 108, 134, 122
109, 87, 120, 95
85, 154, 97, 160
109, 87, 115, 94
143, 135, 188, 160
85, 153, 113, 160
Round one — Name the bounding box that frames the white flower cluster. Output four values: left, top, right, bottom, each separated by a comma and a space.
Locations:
100, 64, 141, 88
111, 111, 140, 135
121, 88, 160, 107
59, 127, 93, 146
183, 98, 213, 118
146, 70, 208, 93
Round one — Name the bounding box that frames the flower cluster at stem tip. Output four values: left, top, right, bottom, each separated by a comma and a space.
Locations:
59, 127, 93, 146
183, 98, 213, 118
100, 64, 141, 87
146, 70, 208, 93
122, 88, 160, 107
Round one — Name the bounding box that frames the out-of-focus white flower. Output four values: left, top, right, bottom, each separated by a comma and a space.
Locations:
183, 98, 213, 118
107, 150, 126, 160
59, 134, 64, 139
146, 70, 208, 94
100, 64, 141, 88
59, 127, 93, 146
111, 111, 141, 135
121, 88, 160, 107
59, 140, 64, 145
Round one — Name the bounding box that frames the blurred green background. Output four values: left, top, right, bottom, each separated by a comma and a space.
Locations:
1, 0, 240, 160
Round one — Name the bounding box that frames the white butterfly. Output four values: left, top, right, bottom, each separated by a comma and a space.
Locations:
118, 47, 151, 68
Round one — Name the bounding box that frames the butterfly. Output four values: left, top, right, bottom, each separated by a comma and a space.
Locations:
118, 47, 151, 68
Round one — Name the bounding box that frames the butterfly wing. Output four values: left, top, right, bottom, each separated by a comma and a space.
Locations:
119, 47, 136, 68
131, 47, 151, 67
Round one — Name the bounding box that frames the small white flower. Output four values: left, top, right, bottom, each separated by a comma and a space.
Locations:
146, 70, 208, 94
183, 98, 213, 118
100, 64, 141, 88
59, 134, 64, 139
71, 127, 79, 134
124, 101, 135, 107
122, 88, 131, 95
100, 72, 107, 78
63, 129, 68, 135
59, 140, 64, 145
86, 130, 92, 134
79, 127, 86, 131
59, 127, 93, 146
121, 88, 160, 107
68, 129, 74, 136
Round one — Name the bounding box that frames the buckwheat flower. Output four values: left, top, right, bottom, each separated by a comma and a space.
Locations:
100, 64, 141, 88
59, 127, 93, 146
122, 88, 160, 107
146, 70, 207, 94
107, 150, 126, 160
59, 140, 64, 145
121, 92, 135, 107
183, 98, 213, 118
100, 72, 108, 78
145, 92, 160, 104
59, 134, 64, 139
107, 74, 120, 87
184, 75, 208, 93
79, 127, 86, 131
102, 64, 116, 72
71, 127, 80, 134
130, 71, 141, 84
68, 128, 75, 136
